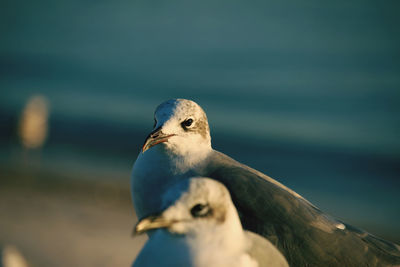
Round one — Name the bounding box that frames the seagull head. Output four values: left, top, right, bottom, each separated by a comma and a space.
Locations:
134, 177, 242, 237
141, 99, 211, 156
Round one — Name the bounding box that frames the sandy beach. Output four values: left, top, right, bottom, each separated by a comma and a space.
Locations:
0, 167, 147, 267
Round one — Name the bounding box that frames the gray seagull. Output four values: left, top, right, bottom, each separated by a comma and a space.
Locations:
131, 98, 400, 266
133, 177, 288, 267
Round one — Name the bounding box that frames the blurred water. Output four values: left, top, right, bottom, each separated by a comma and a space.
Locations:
1, 0, 400, 254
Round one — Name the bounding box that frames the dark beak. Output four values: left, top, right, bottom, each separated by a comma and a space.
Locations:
133, 214, 173, 235
142, 127, 175, 153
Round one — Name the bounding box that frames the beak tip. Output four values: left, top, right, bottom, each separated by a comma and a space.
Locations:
132, 223, 145, 236
134, 214, 171, 234
141, 130, 176, 154
141, 145, 147, 153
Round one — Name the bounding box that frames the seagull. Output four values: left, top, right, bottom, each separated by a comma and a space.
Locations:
131, 98, 400, 266
132, 177, 289, 267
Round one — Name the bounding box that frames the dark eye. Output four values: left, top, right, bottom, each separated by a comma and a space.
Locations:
153, 118, 157, 128
190, 203, 212, 218
181, 118, 193, 128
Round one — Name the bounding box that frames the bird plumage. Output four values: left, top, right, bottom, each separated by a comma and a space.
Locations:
132, 98, 400, 266
133, 177, 288, 267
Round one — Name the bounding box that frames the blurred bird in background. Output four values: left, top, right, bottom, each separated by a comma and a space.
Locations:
18, 95, 49, 150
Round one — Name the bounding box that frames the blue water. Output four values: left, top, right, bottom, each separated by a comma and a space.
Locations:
1, 0, 399, 240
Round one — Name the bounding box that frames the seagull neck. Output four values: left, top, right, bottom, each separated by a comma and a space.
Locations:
189, 208, 247, 258
166, 146, 212, 175
222, 206, 248, 251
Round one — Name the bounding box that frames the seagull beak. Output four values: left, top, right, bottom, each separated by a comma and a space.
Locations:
142, 127, 175, 153
133, 214, 174, 235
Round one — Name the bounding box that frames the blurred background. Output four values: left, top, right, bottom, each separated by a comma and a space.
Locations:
1, 0, 399, 266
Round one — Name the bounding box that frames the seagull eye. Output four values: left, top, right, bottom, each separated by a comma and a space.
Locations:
190, 203, 211, 218
181, 118, 194, 128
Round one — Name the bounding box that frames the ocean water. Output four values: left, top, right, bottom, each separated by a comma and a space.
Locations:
1, 0, 399, 241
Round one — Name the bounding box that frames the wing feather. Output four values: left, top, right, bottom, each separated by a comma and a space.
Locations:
198, 151, 400, 266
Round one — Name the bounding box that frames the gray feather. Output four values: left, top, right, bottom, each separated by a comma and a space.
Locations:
195, 150, 400, 266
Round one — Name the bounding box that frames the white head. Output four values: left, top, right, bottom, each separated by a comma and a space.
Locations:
134, 177, 244, 241
134, 177, 258, 267
141, 99, 211, 157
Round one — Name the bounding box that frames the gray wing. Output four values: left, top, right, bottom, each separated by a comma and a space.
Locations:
199, 150, 400, 267
245, 230, 289, 267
